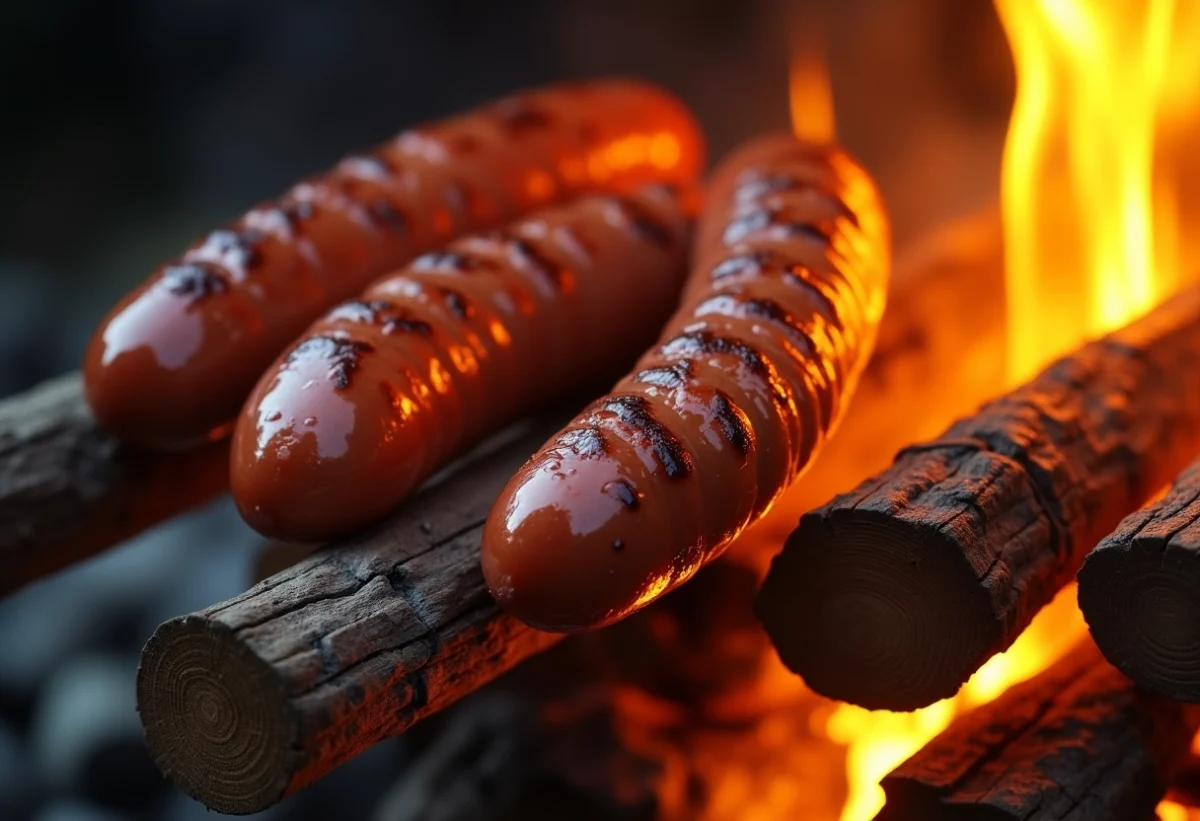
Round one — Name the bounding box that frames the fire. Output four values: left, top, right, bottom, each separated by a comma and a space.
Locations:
995, 0, 1200, 382
789, 25, 835, 144
792, 1, 1200, 819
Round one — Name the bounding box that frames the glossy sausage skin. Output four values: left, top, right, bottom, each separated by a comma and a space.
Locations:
83, 80, 704, 448
231, 185, 695, 542
481, 133, 891, 632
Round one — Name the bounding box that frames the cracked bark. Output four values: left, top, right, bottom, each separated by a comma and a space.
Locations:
757, 286, 1200, 710
137, 420, 563, 815
1079, 455, 1200, 701
874, 641, 1200, 821
0, 373, 228, 594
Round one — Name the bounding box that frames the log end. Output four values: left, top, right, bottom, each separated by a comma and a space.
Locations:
1079, 544, 1200, 702
755, 508, 999, 711
137, 615, 299, 814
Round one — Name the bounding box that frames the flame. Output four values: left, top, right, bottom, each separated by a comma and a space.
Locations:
789, 25, 835, 143
825, 2, 1200, 819
994, 0, 1200, 382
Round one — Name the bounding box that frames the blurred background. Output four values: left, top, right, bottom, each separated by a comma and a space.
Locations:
0, 1, 1011, 819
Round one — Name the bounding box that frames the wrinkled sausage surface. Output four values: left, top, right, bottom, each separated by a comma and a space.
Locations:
481, 134, 891, 632
231, 186, 695, 541
83, 80, 705, 448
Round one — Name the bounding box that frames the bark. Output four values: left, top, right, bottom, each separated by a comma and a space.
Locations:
137, 421, 562, 815
1079, 455, 1200, 701
758, 286, 1200, 710
875, 642, 1200, 821
0, 372, 227, 594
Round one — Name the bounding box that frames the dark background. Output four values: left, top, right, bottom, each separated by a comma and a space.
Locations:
0, 1, 1010, 819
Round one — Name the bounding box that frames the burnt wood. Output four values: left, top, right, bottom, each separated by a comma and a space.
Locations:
137, 422, 562, 815
874, 641, 1200, 821
0, 373, 227, 594
371, 687, 659, 821
757, 286, 1200, 710
1079, 456, 1200, 701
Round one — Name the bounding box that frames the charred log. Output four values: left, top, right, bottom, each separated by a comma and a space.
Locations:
757, 286, 1200, 710
136, 421, 563, 815
0, 373, 227, 594
1079, 456, 1200, 701
875, 641, 1200, 821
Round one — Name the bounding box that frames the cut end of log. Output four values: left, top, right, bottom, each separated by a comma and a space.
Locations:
755, 508, 998, 711
1079, 547, 1200, 702
137, 615, 297, 814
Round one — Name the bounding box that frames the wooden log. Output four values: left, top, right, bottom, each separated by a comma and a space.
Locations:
0, 373, 227, 594
137, 420, 563, 815
874, 641, 1200, 821
1079, 456, 1200, 701
757, 285, 1200, 711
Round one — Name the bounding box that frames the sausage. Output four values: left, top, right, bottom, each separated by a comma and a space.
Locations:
82, 80, 705, 448
230, 184, 695, 542
480, 133, 891, 632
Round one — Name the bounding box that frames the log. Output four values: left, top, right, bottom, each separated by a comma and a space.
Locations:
0, 372, 227, 594
137, 419, 563, 815
874, 641, 1200, 821
757, 285, 1200, 710
1079, 456, 1200, 701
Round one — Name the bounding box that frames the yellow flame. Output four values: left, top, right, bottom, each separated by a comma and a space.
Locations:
789, 26, 835, 143
828, 3, 1200, 819
830, 586, 1085, 821
994, 0, 1200, 381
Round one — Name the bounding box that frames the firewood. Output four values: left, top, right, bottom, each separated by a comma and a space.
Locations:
0, 373, 226, 594
133, 210, 1007, 814
1079, 456, 1200, 701
136, 420, 563, 815
874, 641, 1200, 821
757, 286, 1200, 710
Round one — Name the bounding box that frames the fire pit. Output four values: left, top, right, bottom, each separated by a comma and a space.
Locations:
5, 2, 1200, 821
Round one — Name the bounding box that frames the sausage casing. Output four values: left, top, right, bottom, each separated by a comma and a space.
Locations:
231, 185, 695, 542
83, 81, 704, 448
481, 134, 891, 632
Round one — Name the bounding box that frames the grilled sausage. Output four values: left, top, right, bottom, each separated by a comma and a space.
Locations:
231, 185, 695, 542
83, 80, 704, 448
481, 133, 891, 632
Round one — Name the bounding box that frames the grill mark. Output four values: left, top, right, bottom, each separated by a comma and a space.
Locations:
722, 208, 832, 245
382, 317, 433, 336
440, 288, 472, 320
660, 331, 789, 410
326, 300, 394, 323
191, 229, 262, 272
733, 174, 858, 226
504, 235, 570, 291
708, 251, 846, 326
366, 198, 409, 234
559, 427, 607, 458
592, 395, 693, 479
634, 360, 694, 389
711, 390, 753, 458
661, 331, 769, 375
607, 196, 674, 248
694, 294, 818, 358
287, 336, 374, 390
411, 251, 487, 274
603, 479, 642, 510
162, 263, 227, 302
278, 200, 316, 232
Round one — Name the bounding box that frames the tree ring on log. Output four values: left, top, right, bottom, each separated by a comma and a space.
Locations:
1079, 547, 1200, 702
137, 615, 297, 814
756, 507, 996, 711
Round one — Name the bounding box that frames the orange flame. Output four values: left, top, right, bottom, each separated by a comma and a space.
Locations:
789, 26, 836, 143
